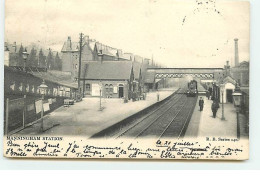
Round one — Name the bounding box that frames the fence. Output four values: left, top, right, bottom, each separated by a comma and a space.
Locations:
4, 95, 65, 135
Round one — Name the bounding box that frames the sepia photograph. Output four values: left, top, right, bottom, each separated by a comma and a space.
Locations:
3, 0, 250, 160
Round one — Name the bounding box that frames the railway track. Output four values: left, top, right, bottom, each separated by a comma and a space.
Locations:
114, 93, 185, 139
158, 96, 197, 139
91, 86, 198, 139
113, 88, 197, 139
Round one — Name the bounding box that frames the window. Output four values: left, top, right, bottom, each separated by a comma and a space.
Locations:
19, 83, 23, 91
85, 84, 90, 91
105, 84, 109, 97
75, 64, 78, 69
109, 84, 113, 96
26, 84, 30, 92
10, 81, 15, 91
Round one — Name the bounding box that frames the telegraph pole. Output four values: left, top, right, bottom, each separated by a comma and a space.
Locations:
78, 33, 83, 96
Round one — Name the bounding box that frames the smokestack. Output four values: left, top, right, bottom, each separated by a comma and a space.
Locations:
234, 38, 239, 67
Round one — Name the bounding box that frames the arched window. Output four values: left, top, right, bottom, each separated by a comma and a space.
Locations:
109, 84, 113, 96
19, 83, 23, 92
105, 84, 109, 97
26, 84, 30, 92
31, 85, 35, 93
10, 81, 15, 91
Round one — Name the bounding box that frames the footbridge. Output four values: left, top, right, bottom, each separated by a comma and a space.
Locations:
147, 68, 224, 80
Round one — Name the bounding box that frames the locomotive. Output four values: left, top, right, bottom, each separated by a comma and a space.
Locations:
186, 80, 198, 97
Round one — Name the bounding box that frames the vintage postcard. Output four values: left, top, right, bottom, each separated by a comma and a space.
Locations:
3, 0, 249, 160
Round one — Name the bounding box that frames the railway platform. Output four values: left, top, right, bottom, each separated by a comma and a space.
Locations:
197, 82, 207, 95
14, 88, 178, 137
185, 95, 248, 139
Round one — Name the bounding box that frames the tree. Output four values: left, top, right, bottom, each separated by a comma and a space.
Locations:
54, 52, 62, 70
39, 48, 46, 68
28, 48, 37, 67
17, 44, 24, 66
47, 49, 54, 70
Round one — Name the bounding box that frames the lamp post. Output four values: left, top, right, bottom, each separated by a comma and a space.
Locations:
99, 81, 102, 111
22, 48, 29, 72
38, 80, 48, 132
232, 84, 242, 139
220, 84, 225, 120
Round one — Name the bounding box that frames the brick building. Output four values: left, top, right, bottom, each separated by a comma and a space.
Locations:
60, 36, 149, 81
79, 61, 143, 99
230, 61, 249, 86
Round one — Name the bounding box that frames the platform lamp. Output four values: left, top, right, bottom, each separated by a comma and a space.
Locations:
232, 84, 242, 139
99, 81, 102, 111
39, 80, 48, 132
22, 48, 29, 72
220, 83, 225, 120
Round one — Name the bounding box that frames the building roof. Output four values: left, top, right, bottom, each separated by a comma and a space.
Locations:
132, 61, 142, 80
239, 61, 249, 67
123, 53, 134, 61
31, 70, 77, 88
61, 41, 79, 52
93, 42, 117, 57
5, 66, 78, 89
144, 71, 156, 83
219, 75, 237, 85
5, 42, 22, 53
133, 55, 143, 63
60, 36, 148, 62
81, 61, 133, 80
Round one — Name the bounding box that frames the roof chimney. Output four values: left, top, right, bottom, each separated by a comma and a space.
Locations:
234, 38, 239, 67
83, 35, 89, 44
225, 60, 231, 76
67, 36, 72, 50
12, 42, 17, 52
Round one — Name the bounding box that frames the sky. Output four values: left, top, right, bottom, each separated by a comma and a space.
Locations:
5, 0, 250, 68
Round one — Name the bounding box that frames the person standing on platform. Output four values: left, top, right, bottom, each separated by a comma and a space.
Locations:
211, 100, 220, 118
206, 91, 210, 100
208, 87, 212, 96
199, 97, 204, 111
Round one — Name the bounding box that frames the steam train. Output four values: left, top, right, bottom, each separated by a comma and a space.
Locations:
186, 80, 198, 97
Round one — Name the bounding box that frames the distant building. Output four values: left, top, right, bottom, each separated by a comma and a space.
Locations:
61, 36, 148, 81
230, 38, 249, 86
4, 42, 23, 66
231, 61, 249, 86
4, 44, 10, 66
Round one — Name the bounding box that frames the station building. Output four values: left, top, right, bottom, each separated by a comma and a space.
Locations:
4, 66, 78, 100
79, 61, 143, 99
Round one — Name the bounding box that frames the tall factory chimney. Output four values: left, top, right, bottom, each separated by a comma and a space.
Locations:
234, 38, 239, 67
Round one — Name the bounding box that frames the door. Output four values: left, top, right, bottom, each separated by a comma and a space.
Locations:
119, 86, 124, 98
226, 89, 233, 103
92, 84, 101, 96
